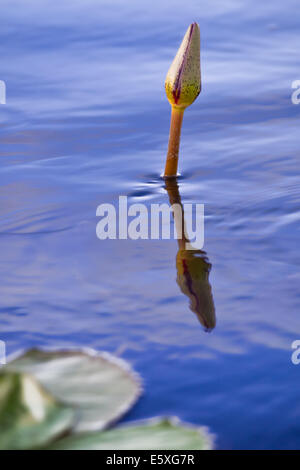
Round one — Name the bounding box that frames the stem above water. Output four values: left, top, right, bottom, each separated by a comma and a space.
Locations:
164, 107, 185, 178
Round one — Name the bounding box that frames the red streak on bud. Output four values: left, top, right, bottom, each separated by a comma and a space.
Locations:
172, 89, 181, 104
171, 23, 195, 106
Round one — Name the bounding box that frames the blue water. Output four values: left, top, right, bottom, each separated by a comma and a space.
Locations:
1, 0, 300, 449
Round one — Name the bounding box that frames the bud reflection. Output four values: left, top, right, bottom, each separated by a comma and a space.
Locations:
164, 178, 216, 331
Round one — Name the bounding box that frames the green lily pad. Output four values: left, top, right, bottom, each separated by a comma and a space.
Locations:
7, 348, 141, 432
47, 418, 213, 450
0, 370, 74, 450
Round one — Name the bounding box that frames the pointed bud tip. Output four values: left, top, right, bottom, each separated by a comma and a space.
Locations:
165, 22, 201, 109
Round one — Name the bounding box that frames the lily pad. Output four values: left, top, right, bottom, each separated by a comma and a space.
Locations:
7, 348, 141, 432
0, 370, 74, 450
47, 418, 213, 450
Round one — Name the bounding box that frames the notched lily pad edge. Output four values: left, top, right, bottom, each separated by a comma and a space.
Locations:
6, 346, 143, 431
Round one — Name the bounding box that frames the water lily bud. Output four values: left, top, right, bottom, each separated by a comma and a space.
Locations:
165, 22, 201, 109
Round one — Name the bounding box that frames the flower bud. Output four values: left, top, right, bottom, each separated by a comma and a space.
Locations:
165, 22, 201, 109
